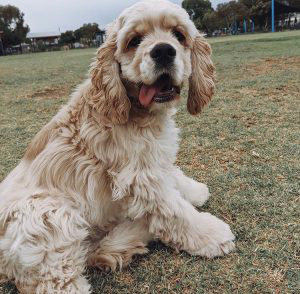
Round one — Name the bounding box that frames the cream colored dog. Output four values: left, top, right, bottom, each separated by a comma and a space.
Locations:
0, 1, 235, 293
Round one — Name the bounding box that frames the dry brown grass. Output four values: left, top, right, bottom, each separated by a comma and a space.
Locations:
246, 56, 300, 75
27, 85, 71, 99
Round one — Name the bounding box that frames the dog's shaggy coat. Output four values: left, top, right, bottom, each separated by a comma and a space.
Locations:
0, 1, 235, 292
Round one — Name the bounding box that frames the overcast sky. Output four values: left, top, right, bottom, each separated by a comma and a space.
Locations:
0, 0, 228, 33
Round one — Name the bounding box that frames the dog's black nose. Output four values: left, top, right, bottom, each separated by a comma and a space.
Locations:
150, 43, 176, 67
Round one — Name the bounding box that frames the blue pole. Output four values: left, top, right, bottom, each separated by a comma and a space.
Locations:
252, 19, 255, 32
244, 18, 247, 33
271, 0, 275, 32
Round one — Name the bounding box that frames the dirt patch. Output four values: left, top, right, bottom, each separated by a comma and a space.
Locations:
262, 84, 300, 101
27, 86, 71, 99
238, 88, 260, 97
246, 56, 300, 75
233, 81, 299, 102
238, 84, 299, 100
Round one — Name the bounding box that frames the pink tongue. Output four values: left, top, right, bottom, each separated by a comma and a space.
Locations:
139, 85, 160, 107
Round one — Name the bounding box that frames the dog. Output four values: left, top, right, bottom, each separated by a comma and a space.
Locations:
0, 1, 235, 292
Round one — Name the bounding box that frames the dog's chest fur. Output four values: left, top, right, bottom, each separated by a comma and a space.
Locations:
0, 98, 179, 228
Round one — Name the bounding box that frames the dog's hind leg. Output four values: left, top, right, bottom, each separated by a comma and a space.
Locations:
88, 219, 151, 271
0, 193, 91, 294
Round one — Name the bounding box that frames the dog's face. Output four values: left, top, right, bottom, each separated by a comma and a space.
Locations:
115, 0, 195, 110
90, 0, 215, 124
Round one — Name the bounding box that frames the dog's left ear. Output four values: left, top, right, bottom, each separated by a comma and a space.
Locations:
89, 30, 131, 125
187, 35, 215, 115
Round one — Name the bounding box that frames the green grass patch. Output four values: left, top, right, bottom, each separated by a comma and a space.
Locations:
1, 31, 299, 293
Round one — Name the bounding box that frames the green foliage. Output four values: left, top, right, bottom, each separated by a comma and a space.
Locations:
280, 0, 300, 8
182, 0, 213, 30
240, 0, 270, 29
183, 0, 300, 33
0, 5, 29, 48
60, 30, 76, 45
202, 11, 222, 33
242, 0, 270, 17
182, 0, 250, 32
216, 1, 248, 29
74, 23, 100, 45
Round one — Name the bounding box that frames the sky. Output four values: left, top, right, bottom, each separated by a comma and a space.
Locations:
0, 0, 228, 33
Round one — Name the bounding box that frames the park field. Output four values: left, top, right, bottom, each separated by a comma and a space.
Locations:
0, 31, 300, 293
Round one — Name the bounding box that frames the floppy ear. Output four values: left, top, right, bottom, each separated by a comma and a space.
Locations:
187, 35, 215, 115
89, 32, 131, 125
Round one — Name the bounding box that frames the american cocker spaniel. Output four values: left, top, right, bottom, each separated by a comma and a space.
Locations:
0, 1, 235, 292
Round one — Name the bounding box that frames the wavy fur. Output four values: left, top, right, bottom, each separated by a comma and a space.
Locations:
188, 35, 216, 114
0, 1, 234, 293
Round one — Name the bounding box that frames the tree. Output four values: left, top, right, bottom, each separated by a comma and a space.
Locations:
60, 30, 75, 45
0, 5, 29, 49
74, 23, 100, 45
185, 0, 300, 34
279, 0, 300, 8
240, 0, 270, 30
241, 0, 300, 30
216, 1, 248, 31
202, 11, 223, 34
182, 0, 213, 30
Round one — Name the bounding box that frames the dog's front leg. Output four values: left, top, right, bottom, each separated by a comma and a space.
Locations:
174, 167, 210, 207
129, 175, 235, 258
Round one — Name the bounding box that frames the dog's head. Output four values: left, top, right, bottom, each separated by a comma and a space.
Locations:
90, 0, 215, 124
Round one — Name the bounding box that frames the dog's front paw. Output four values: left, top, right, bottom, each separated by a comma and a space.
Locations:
187, 182, 210, 208
195, 182, 210, 207
186, 213, 235, 258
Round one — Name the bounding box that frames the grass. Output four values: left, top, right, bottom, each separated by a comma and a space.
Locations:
0, 31, 300, 293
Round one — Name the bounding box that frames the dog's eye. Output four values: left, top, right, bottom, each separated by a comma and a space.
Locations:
173, 30, 185, 43
128, 36, 142, 49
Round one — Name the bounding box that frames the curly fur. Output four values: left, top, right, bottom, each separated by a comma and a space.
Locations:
0, 1, 234, 293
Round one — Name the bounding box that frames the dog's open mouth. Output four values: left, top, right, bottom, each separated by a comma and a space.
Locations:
139, 74, 180, 107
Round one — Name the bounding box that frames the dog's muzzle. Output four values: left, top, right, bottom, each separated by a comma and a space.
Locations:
138, 74, 180, 107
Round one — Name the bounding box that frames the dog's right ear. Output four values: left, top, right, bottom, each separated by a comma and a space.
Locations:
89, 27, 131, 125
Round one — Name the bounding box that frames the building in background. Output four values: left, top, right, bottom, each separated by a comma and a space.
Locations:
27, 32, 61, 51
95, 30, 106, 46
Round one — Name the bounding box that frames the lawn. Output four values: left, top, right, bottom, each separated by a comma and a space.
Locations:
0, 31, 299, 293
